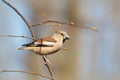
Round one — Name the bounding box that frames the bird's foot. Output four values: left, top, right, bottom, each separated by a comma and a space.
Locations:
43, 55, 51, 65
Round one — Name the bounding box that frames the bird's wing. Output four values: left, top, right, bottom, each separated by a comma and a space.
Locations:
41, 36, 57, 43
22, 36, 57, 47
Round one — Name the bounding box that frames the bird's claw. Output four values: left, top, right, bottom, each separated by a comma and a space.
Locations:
43, 55, 51, 65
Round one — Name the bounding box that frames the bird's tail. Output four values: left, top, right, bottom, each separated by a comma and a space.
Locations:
18, 47, 27, 50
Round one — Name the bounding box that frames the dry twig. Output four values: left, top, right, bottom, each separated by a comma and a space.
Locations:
42, 56, 56, 80
0, 35, 33, 39
2, 0, 35, 39
32, 20, 98, 32
0, 70, 53, 79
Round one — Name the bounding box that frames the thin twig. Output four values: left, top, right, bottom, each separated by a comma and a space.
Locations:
0, 35, 34, 39
0, 70, 53, 79
2, 0, 36, 39
42, 56, 56, 80
32, 20, 98, 32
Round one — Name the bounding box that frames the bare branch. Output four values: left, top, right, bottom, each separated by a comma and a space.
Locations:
32, 20, 98, 32
0, 70, 53, 79
0, 35, 34, 39
2, 0, 36, 39
42, 56, 56, 80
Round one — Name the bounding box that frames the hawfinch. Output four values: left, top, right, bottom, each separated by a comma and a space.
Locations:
18, 30, 71, 55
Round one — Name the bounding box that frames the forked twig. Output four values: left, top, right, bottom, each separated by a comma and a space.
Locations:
0, 70, 53, 79
2, 0, 35, 39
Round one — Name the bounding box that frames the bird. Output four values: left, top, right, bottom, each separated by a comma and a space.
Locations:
18, 30, 71, 55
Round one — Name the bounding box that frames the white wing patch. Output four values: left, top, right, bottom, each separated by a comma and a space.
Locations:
34, 41, 55, 47
42, 42, 55, 46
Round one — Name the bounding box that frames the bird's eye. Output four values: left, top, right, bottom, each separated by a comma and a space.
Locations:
60, 33, 64, 36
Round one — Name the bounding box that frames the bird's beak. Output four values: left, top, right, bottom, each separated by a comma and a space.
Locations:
65, 35, 71, 39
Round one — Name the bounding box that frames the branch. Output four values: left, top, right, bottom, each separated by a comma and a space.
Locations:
42, 56, 56, 80
2, 0, 36, 39
32, 20, 98, 32
0, 70, 52, 79
0, 35, 34, 39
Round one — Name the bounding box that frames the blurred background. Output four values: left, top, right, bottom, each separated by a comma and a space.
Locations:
0, 0, 120, 80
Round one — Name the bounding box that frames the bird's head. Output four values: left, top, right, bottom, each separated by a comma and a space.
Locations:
53, 30, 71, 43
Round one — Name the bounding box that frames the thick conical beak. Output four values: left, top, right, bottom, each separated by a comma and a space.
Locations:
65, 35, 71, 39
